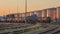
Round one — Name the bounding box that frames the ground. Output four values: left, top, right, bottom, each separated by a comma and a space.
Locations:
0, 23, 60, 34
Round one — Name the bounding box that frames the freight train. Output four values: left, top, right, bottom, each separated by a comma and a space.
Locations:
0, 14, 52, 24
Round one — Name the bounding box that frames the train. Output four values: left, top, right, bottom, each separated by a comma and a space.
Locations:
0, 14, 52, 24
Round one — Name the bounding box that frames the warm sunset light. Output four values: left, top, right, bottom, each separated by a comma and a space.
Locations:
0, 0, 60, 34
0, 0, 60, 16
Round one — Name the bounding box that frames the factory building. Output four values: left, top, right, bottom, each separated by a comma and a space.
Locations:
1, 7, 60, 23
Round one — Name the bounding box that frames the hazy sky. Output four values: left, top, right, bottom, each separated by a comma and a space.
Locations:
0, 0, 60, 16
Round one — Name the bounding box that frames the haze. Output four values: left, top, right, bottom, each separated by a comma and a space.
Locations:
0, 0, 60, 16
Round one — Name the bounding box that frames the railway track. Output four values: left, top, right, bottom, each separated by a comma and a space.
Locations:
0, 23, 60, 34
38, 25, 60, 34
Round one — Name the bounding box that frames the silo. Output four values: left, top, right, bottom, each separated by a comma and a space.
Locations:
43, 9, 47, 17
37, 10, 42, 17
57, 7, 60, 22
47, 8, 57, 20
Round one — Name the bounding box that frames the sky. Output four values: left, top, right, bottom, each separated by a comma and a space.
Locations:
0, 0, 60, 16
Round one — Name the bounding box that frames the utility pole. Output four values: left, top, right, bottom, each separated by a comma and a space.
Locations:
17, 0, 19, 23
9, 9, 10, 23
25, 0, 27, 24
